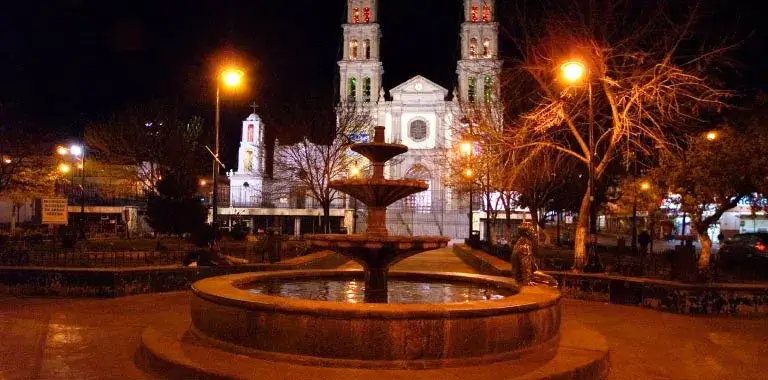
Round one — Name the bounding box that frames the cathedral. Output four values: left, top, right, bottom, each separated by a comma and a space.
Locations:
223, 0, 509, 239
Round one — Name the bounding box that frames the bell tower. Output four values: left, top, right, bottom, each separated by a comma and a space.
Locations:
339, 0, 383, 104
457, 0, 502, 103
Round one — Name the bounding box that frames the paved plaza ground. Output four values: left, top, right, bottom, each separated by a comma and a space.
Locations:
1, 247, 766, 379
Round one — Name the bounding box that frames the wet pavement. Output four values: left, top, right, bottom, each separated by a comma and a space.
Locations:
1, 247, 767, 379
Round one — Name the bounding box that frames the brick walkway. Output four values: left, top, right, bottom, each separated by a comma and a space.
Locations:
1, 247, 766, 379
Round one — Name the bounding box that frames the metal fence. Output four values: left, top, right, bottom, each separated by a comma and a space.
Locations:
0, 239, 308, 268
55, 182, 149, 207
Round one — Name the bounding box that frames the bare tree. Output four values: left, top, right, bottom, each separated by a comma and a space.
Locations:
85, 102, 206, 192
479, 0, 735, 268
273, 102, 373, 233
515, 151, 578, 245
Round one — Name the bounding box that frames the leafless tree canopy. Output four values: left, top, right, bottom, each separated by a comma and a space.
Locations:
273, 102, 374, 232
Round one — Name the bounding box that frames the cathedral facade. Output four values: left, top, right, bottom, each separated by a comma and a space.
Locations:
224, 0, 505, 239
340, 0, 501, 237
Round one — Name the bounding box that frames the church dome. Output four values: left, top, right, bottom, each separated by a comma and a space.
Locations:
246, 113, 261, 121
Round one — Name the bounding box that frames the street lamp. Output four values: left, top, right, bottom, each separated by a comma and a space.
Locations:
58, 162, 71, 173
63, 144, 87, 237
463, 166, 475, 239
705, 131, 718, 141
561, 59, 602, 272
459, 141, 473, 157
212, 68, 245, 230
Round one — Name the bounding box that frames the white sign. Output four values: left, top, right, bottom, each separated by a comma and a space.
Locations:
41, 198, 68, 225
565, 215, 573, 224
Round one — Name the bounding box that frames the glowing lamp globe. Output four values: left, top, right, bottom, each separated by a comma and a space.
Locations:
560, 61, 586, 83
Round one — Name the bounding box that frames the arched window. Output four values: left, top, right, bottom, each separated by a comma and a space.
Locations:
348, 77, 357, 102
409, 119, 428, 142
349, 40, 358, 59
352, 7, 360, 23
363, 39, 371, 59
468, 77, 477, 101
363, 77, 372, 103
482, 4, 492, 22
363, 6, 371, 23
247, 124, 254, 142
469, 38, 477, 58
483, 38, 491, 57
471, 5, 479, 22
405, 164, 432, 213
484, 76, 494, 102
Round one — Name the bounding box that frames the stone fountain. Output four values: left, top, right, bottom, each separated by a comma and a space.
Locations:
306, 125, 450, 302
137, 126, 610, 380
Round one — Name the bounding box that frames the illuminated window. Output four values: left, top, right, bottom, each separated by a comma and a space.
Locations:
353, 7, 360, 23
469, 38, 477, 58
348, 77, 357, 102
363, 77, 371, 103
363, 39, 371, 59
409, 119, 428, 141
349, 40, 358, 59
484, 76, 494, 102
363, 6, 371, 23
482, 4, 491, 22
244, 150, 253, 172
471, 6, 478, 22
468, 77, 477, 101
247, 124, 254, 142
483, 39, 491, 57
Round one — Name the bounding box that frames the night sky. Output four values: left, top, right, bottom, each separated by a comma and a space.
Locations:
0, 0, 765, 166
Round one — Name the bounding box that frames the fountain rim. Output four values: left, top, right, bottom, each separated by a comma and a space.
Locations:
192, 270, 561, 319
304, 233, 450, 243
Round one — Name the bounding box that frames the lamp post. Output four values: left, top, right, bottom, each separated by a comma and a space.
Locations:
459, 141, 474, 239
59, 144, 86, 237
561, 60, 602, 271
212, 68, 244, 231
464, 167, 474, 239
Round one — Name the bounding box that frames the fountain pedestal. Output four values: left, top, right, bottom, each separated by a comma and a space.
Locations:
306, 126, 449, 302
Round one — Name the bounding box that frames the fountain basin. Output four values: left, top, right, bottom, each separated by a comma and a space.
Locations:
351, 142, 408, 163
190, 270, 561, 369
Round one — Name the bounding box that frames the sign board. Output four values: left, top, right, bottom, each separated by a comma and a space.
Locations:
565, 215, 574, 224
41, 198, 68, 225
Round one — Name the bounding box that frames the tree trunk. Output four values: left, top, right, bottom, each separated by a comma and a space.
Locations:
10, 203, 18, 235
573, 190, 591, 270
697, 225, 713, 271
505, 209, 513, 244
323, 206, 331, 233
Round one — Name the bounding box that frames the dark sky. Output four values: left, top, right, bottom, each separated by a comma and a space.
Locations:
0, 0, 765, 165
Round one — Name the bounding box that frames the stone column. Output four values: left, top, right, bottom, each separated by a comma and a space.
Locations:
364, 266, 388, 303
294, 217, 301, 236
366, 207, 387, 236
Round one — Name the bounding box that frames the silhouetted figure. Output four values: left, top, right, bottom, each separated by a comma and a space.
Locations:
638, 230, 651, 255
513, 224, 537, 286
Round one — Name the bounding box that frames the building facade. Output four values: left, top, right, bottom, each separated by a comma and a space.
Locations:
225, 0, 514, 239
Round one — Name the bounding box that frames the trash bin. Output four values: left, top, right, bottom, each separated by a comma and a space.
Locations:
468, 230, 481, 249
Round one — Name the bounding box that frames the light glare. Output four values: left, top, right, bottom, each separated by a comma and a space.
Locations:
222, 69, 244, 87
561, 61, 586, 83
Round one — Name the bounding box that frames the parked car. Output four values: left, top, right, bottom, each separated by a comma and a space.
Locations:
717, 233, 768, 266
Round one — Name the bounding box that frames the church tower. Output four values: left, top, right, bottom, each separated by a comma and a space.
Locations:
456, 0, 502, 103
339, 0, 383, 104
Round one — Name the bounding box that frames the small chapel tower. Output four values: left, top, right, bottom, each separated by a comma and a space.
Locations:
236, 112, 265, 176
339, 0, 383, 104
456, 0, 502, 103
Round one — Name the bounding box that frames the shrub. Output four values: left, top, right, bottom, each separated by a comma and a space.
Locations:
230, 223, 250, 241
